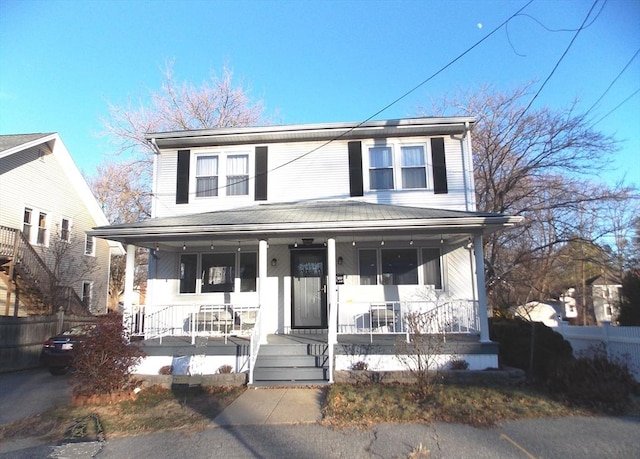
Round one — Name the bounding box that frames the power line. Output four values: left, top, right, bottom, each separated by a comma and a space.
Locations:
592, 88, 640, 126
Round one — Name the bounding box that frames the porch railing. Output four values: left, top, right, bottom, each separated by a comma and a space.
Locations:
248, 306, 264, 385
336, 300, 479, 343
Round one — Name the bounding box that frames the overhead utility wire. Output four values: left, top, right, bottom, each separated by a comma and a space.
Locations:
583, 47, 640, 119
504, 0, 601, 135
591, 87, 640, 126
152, 0, 535, 202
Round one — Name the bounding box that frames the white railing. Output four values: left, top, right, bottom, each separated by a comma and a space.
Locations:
132, 304, 259, 344
336, 300, 479, 342
248, 306, 264, 385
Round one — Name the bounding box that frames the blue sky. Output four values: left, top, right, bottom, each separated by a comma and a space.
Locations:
1, 0, 638, 187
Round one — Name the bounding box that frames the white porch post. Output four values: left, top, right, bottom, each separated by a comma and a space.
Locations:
258, 239, 269, 344
123, 244, 135, 329
473, 234, 490, 342
327, 237, 337, 383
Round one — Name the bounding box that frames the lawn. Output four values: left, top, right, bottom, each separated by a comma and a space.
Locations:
1, 382, 638, 444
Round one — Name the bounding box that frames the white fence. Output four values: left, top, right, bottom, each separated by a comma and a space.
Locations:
556, 322, 640, 381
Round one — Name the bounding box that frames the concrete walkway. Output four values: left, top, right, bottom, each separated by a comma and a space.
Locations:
212, 387, 324, 426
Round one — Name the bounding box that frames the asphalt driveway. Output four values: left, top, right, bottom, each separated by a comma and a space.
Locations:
0, 368, 73, 425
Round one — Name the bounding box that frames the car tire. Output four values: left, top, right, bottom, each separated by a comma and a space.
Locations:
49, 367, 68, 376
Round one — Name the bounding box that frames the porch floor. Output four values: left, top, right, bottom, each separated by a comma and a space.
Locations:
139, 332, 496, 356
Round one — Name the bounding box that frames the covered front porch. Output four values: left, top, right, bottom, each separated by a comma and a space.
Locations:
91, 200, 521, 385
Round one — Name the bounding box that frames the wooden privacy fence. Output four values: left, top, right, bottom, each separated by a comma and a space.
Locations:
0, 312, 96, 373
556, 322, 640, 381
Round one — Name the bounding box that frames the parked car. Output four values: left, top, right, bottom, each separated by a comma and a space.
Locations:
39, 324, 95, 375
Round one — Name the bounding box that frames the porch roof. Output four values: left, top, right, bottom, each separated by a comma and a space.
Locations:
90, 200, 522, 247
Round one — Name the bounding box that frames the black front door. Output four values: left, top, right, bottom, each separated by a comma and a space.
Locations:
291, 249, 327, 328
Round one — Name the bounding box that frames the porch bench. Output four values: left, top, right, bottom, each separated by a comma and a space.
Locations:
193, 307, 234, 332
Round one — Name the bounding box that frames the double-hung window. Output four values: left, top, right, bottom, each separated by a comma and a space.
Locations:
84, 234, 95, 256
226, 154, 249, 196
369, 147, 394, 190
60, 218, 71, 242
196, 155, 218, 197
23, 208, 32, 241
37, 212, 48, 245
401, 146, 427, 188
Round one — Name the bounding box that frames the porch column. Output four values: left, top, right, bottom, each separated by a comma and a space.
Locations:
473, 234, 490, 342
258, 239, 268, 344
123, 244, 135, 318
327, 237, 337, 383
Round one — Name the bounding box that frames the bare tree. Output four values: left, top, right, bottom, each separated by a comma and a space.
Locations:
90, 62, 266, 309
420, 83, 638, 312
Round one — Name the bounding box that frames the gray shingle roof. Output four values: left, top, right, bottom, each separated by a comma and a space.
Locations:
0, 133, 53, 152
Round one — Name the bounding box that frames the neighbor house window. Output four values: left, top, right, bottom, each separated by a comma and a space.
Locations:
23, 208, 32, 241
60, 218, 71, 242
201, 253, 235, 292
226, 154, 249, 196
381, 249, 418, 285
369, 146, 394, 190
240, 252, 257, 292
82, 281, 93, 309
422, 248, 443, 289
401, 146, 427, 188
359, 249, 378, 285
37, 212, 48, 245
179, 254, 198, 294
84, 234, 95, 256
196, 155, 218, 197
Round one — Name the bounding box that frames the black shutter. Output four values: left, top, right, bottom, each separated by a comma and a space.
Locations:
255, 146, 268, 201
348, 141, 364, 197
176, 150, 190, 204
431, 138, 448, 194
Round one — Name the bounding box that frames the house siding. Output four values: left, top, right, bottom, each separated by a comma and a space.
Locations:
152, 135, 473, 218
0, 138, 111, 314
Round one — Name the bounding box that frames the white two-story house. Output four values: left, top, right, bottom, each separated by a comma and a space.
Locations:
91, 117, 521, 384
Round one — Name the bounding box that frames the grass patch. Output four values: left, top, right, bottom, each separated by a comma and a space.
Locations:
0, 385, 245, 443
322, 383, 640, 428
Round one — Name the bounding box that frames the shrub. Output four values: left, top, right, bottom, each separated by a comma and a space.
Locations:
72, 311, 145, 397
489, 317, 573, 382
158, 365, 173, 375
449, 359, 469, 370
617, 270, 640, 326
547, 346, 639, 412
349, 361, 369, 371
217, 364, 233, 374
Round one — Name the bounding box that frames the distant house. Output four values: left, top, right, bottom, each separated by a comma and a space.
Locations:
589, 273, 622, 323
0, 133, 122, 315
91, 117, 522, 384
512, 289, 578, 327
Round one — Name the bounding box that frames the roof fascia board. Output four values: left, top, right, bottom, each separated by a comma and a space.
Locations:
0, 133, 56, 159
146, 117, 476, 149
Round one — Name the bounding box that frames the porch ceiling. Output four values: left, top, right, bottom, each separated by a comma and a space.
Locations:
90, 200, 522, 249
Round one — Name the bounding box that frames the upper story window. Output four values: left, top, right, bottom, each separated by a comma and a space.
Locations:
60, 217, 71, 243
369, 147, 394, 190
401, 146, 426, 188
196, 155, 219, 197
84, 234, 95, 256
226, 154, 249, 196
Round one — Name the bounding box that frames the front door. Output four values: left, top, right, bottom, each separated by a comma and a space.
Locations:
291, 249, 327, 328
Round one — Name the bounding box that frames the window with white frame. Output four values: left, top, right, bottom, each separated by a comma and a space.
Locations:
401, 146, 427, 188
36, 212, 48, 245
359, 247, 443, 287
179, 253, 198, 294
60, 217, 71, 243
368, 146, 394, 190
179, 251, 257, 294
196, 155, 219, 197
82, 281, 93, 309
23, 208, 33, 241
422, 248, 443, 289
226, 154, 249, 196
84, 234, 95, 256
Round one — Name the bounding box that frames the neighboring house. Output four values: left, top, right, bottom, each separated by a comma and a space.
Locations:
590, 273, 622, 323
91, 117, 522, 384
512, 289, 579, 327
0, 133, 122, 316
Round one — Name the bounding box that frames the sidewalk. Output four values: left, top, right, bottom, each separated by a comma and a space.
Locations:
212, 387, 324, 426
